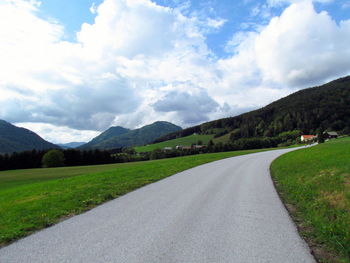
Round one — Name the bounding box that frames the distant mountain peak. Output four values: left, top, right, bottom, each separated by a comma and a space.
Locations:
57, 142, 86, 149
79, 121, 182, 150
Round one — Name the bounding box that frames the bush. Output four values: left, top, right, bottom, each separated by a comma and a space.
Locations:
42, 149, 65, 168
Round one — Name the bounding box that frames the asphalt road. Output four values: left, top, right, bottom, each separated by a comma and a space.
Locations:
0, 148, 316, 263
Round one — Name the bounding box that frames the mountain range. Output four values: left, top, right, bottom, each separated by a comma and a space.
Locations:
1, 76, 350, 154
0, 120, 59, 154
79, 121, 182, 150
155, 76, 350, 143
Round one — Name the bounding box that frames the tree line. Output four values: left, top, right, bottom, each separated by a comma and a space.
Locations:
0, 129, 316, 171
0, 149, 116, 171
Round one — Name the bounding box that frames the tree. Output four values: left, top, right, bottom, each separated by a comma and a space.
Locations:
42, 149, 65, 168
317, 131, 325, 144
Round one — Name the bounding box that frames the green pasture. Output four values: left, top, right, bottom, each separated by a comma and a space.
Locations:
271, 137, 350, 263
135, 134, 214, 152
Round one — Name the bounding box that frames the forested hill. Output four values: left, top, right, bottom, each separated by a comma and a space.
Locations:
80, 126, 130, 149
80, 121, 182, 150
0, 120, 59, 154
155, 76, 350, 143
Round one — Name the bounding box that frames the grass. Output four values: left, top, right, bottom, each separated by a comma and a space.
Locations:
271, 137, 350, 263
1, 148, 272, 246
135, 134, 214, 152
212, 132, 232, 144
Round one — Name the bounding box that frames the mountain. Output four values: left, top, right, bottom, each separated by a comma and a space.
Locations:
0, 120, 59, 154
154, 76, 350, 143
58, 142, 86, 149
79, 126, 130, 149
80, 121, 182, 150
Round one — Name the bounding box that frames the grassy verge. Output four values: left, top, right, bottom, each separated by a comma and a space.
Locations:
271, 137, 350, 263
135, 134, 214, 152
1, 148, 273, 246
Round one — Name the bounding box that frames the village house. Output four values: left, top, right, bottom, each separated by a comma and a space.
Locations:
176, 145, 206, 150
163, 147, 173, 151
323, 131, 338, 139
193, 145, 206, 150
300, 135, 317, 142
176, 145, 192, 150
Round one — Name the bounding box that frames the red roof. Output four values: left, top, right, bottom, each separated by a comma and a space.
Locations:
301, 135, 316, 139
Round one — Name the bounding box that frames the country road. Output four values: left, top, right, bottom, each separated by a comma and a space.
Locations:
0, 148, 316, 263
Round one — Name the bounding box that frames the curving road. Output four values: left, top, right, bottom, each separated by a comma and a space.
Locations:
0, 148, 315, 263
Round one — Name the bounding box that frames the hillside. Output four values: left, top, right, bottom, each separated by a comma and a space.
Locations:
80, 121, 182, 150
155, 76, 350, 143
0, 120, 59, 154
79, 126, 130, 149
135, 134, 214, 152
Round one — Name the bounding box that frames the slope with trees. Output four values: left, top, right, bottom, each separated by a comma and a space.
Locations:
155, 76, 350, 143
80, 121, 182, 150
0, 120, 59, 154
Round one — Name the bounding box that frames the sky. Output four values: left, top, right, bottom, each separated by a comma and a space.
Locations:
1, 0, 350, 144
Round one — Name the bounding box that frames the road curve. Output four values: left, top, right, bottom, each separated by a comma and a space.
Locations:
0, 148, 315, 263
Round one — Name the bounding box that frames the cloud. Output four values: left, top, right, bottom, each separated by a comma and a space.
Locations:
342, 1, 350, 9
223, 1, 350, 90
90, 2, 97, 14
1, 0, 350, 143
206, 17, 227, 29
0, 0, 215, 132
153, 88, 220, 125
15, 122, 99, 144
255, 1, 350, 86
267, 0, 334, 6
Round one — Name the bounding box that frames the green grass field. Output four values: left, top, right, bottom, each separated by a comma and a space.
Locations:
213, 132, 231, 144
135, 134, 214, 152
271, 137, 350, 263
1, 148, 272, 246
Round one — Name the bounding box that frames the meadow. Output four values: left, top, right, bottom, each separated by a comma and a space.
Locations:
134, 134, 214, 152
271, 137, 350, 263
1, 148, 269, 246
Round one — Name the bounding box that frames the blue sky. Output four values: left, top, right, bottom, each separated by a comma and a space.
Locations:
0, 0, 350, 143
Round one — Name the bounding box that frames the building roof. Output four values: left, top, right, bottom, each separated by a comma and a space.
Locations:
301, 135, 316, 138
325, 131, 338, 136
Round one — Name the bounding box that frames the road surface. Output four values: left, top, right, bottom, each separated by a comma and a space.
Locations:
0, 148, 315, 262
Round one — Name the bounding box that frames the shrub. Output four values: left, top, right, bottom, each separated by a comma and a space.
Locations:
42, 149, 65, 168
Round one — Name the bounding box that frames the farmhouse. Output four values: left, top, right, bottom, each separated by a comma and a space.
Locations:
163, 147, 172, 151
176, 145, 192, 150
193, 145, 205, 150
323, 131, 338, 139
300, 135, 317, 142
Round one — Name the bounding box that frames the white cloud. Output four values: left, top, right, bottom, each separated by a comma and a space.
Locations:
0, 0, 215, 133
207, 17, 227, 29
268, 0, 334, 6
1, 0, 350, 143
15, 123, 99, 144
90, 2, 97, 14
255, 1, 350, 86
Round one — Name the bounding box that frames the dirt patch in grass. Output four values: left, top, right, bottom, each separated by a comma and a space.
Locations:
321, 191, 348, 211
